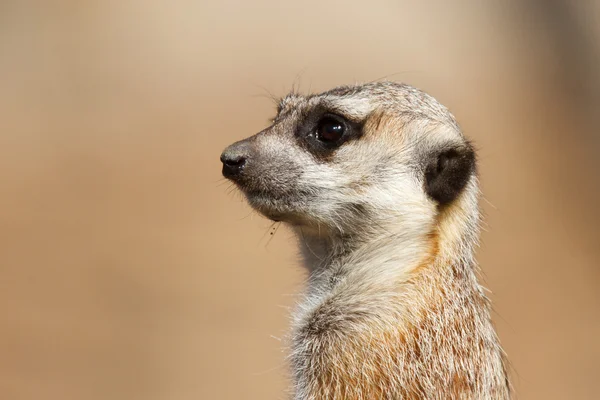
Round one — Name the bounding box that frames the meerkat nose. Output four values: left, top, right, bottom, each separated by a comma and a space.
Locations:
220, 140, 250, 178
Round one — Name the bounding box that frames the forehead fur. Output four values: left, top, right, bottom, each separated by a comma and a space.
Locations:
273, 82, 464, 153
277, 82, 458, 126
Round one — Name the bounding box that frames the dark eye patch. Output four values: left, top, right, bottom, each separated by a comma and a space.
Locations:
294, 105, 364, 160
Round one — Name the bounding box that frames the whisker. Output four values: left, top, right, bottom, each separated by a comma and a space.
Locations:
251, 84, 280, 106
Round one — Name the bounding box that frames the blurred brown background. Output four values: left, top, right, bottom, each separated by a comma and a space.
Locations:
1, 1, 599, 399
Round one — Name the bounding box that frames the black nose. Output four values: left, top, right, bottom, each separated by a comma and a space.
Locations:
220, 140, 250, 178
221, 154, 246, 177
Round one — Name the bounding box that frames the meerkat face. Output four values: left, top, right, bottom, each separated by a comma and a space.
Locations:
221, 82, 475, 237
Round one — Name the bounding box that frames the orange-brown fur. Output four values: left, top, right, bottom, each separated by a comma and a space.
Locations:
221, 82, 511, 400
291, 190, 511, 399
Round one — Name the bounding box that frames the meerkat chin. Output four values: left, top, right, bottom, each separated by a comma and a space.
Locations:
221, 82, 511, 399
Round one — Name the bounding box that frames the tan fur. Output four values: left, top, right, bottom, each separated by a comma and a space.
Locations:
221, 82, 511, 399
291, 201, 511, 399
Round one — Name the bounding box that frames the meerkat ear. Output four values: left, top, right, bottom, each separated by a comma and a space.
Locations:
425, 145, 476, 206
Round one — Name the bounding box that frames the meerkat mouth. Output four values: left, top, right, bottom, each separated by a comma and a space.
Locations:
245, 192, 296, 222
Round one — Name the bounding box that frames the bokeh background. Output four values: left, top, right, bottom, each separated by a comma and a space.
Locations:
1, 1, 599, 399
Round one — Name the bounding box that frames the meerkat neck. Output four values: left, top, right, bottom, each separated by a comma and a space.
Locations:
294, 187, 480, 296
296, 226, 433, 293
289, 185, 509, 398
291, 179, 487, 342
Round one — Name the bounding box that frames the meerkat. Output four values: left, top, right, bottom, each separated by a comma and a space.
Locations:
220, 82, 511, 399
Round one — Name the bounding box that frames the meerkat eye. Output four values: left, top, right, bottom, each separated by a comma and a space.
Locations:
316, 117, 345, 143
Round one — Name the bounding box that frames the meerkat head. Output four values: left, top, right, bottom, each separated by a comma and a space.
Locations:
221, 82, 476, 245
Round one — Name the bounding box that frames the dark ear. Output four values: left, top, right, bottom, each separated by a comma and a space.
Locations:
425, 145, 476, 206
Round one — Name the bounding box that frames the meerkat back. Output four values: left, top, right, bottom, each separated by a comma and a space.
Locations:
221, 82, 511, 400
